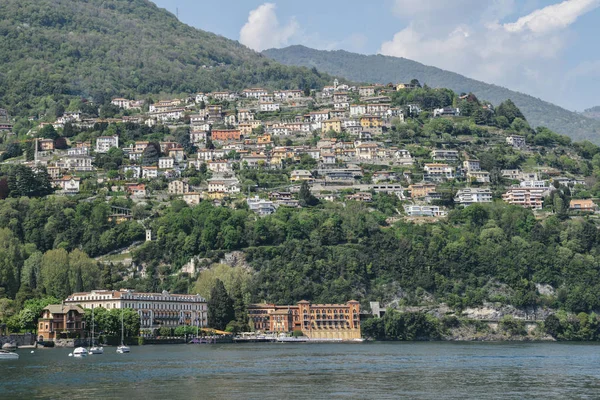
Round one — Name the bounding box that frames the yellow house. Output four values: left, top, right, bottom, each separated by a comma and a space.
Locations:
360, 116, 382, 129
207, 191, 226, 200
239, 123, 253, 136
257, 134, 272, 144
322, 118, 342, 133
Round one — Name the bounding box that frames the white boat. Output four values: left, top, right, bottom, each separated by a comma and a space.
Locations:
0, 349, 19, 360
116, 308, 130, 354
73, 347, 88, 357
88, 308, 104, 354
116, 345, 130, 354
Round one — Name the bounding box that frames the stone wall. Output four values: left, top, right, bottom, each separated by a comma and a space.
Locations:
0, 333, 35, 347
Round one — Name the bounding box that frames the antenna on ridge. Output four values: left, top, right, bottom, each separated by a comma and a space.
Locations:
176, 7, 179, 20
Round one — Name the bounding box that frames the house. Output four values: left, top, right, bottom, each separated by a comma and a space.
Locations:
290, 170, 313, 182
242, 153, 268, 168
520, 180, 548, 188
366, 103, 390, 116
195, 93, 209, 103
502, 187, 553, 209
135, 141, 149, 153
62, 155, 93, 172
168, 180, 189, 195
158, 157, 175, 169
569, 199, 598, 212
259, 102, 280, 112
404, 205, 447, 217
308, 110, 330, 122
67, 146, 90, 156
321, 152, 336, 165
96, 135, 119, 153
127, 183, 147, 197
466, 171, 491, 183
463, 159, 481, 171
111, 98, 131, 109
211, 129, 242, 142
394, 149, 414, 165
237, 109, 254, 122
347, 192, 373, 202
190, 130, 208, 145
39, 139, 55, 151
359, 86, 376, 97
350, 104, 367, 117
207, 159, 232, 174
142, 166, 158, 179
372, 184, 405, 199
408, 183, 437, 198
360, 116, 383, 134
507, 135, 526, 149
433, 107, 460, 117
208, 178, 240, 194
122, 165, 141, 179
168, 148, 185, 162
372, 171, 398, 183
37, 304, 85, 342
242, 88, 269, 99
47, 166, 61, 179
454, 188, 493, 206
431, 149, 459, 162
183, 192, 202, 206
54, 176, 81, 194
247, 196, 277, 216
355, 142, 378, 160
424, 163, 454, 181
323, 119, 342, 133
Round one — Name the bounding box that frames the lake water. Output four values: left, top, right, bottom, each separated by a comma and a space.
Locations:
2, 342, 600, 399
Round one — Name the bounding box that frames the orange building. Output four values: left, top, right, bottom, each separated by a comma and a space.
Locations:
38, 304, 86, 342
248, 300, 361, 340
211, 129, 242, 141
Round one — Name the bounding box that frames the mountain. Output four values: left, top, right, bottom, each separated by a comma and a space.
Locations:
583, 106, 600, 121
264, 45, 600, 144
0, 0, 333, 116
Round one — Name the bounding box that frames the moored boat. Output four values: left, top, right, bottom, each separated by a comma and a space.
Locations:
73, 347, 88, 357
0, 349, 19, 360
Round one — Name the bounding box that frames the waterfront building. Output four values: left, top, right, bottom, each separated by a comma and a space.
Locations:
65, 289, 207, 330
247, 300, 361, 340
38, 304, 85, 342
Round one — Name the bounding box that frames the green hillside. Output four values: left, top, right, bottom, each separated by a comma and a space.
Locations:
0, 0, 332, 116
264, 45, 600, 143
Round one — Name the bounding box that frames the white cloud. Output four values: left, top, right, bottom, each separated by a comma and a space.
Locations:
504, 0, 600, 34
379, 1, 600, 106
239, 3, 299, 52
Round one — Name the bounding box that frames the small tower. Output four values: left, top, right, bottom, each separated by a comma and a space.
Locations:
333, 79, 339, 89
145, 229, 152, 242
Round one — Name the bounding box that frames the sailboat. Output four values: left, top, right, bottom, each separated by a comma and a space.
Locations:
89, 307, 104, 354
116, 308, 130, 354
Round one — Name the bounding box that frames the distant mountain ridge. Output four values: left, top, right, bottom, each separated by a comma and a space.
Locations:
583, 106, 600, 121
0, 0, 333, 116
264, 45, 600, 143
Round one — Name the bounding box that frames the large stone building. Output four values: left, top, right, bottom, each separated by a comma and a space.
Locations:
247, 300, 361, 340
38, 304, 86, 342
65, 289, 207, 330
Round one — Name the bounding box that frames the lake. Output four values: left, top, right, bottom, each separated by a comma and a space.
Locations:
1, 342, 600, 399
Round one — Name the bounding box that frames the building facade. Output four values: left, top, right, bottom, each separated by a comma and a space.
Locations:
38, 304, 85, 342
247, 300, 361, 340
65, 289, 207, 330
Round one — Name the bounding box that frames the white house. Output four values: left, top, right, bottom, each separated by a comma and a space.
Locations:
158, 157, 175, 169
95, 135, 119, 153
454, 188, 493, 206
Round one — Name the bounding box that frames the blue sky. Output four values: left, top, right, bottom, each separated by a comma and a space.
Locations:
153, 0, 600, 111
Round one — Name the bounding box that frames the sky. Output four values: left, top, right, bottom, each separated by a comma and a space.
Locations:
152, 0, 600, 111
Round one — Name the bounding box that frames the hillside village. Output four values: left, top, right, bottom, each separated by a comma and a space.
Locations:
0, 79, 598, 223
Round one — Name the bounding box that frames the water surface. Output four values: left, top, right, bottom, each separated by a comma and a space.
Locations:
1, 342, 600, 399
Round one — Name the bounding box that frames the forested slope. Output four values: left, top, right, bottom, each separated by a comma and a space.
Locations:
0, 0, 333, 116
264, 46, 600, 143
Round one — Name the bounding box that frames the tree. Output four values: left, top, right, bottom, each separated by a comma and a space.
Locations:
207, 279, 234, 330
40, 249, 71, 299
39, 124, 58, 140
496, 99, 525, 124
142, 142, 161, 166
298, 181, 319, 207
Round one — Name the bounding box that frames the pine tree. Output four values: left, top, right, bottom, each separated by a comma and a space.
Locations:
298, 181, 319, 207
207, 279, 234, 330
